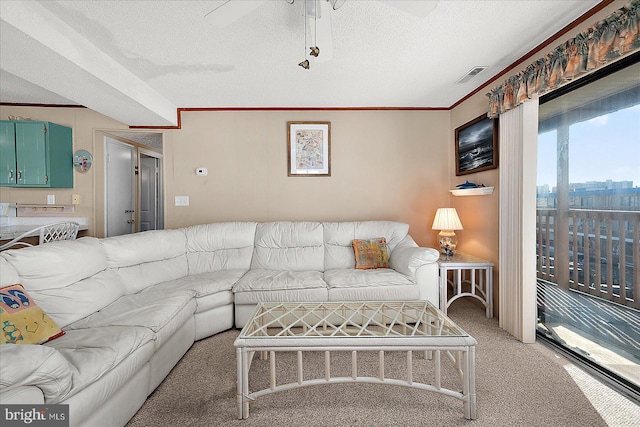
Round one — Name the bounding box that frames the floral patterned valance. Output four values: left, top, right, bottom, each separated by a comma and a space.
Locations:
487, 0, 640, 118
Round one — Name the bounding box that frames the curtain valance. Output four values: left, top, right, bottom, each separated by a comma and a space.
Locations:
487, 0, 640, 118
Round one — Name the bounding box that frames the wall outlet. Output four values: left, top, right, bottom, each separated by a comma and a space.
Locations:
47, 195, 55, 205
175, 196, 189, 207
72, 194, 81, 205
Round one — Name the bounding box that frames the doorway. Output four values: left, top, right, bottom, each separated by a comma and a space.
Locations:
103, 133, 164, 237
536, 58, 639, 398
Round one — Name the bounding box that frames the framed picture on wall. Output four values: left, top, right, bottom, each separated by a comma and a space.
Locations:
455, 114, 499, 176
287, 121, 331, 177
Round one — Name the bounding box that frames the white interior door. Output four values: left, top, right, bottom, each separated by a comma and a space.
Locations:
105, 138, 135, 237
139, 154, 159, 232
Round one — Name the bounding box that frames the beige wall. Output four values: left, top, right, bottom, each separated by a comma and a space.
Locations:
164, 110, 451, 247
1, 106, 452, 247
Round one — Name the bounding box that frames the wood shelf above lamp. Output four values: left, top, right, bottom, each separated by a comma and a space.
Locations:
450, 186, 494, 196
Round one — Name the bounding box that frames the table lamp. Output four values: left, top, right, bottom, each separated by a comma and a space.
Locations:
432, 208, 463, 259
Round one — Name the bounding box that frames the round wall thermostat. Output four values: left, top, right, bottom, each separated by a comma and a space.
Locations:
73, 150, 93, 173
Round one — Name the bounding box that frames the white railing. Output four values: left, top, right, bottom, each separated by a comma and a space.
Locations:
536, 209, 639, 310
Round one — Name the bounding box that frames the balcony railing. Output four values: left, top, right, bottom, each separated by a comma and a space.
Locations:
536, 208, 640, 310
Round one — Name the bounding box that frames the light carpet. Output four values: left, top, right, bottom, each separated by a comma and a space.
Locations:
127, 299, 634, 426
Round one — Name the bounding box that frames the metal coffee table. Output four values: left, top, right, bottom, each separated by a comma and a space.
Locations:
235, 301, 477, 420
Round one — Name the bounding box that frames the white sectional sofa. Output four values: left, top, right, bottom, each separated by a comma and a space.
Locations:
0, 221, 439, 427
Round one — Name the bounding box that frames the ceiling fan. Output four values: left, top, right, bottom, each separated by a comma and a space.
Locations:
206, 0, 437, 68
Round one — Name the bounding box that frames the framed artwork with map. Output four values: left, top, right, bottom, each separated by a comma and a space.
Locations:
287, 121, 331, 177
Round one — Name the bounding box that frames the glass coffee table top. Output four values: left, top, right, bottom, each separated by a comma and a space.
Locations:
238, 300, 469, 340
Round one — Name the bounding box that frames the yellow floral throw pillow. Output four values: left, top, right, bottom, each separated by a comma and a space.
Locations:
0, 284, 65, 345
352, 238, 390, 269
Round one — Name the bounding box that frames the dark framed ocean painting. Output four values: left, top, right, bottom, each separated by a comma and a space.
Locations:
455, 114, 499, 176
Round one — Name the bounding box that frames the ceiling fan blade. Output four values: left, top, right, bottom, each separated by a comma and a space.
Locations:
308, 0, 333, 62
206, 0, 268, 28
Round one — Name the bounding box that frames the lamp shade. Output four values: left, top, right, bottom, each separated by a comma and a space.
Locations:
432, 208, 463, 231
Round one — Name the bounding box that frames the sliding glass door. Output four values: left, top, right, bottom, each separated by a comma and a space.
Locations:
536, 55, 640, 397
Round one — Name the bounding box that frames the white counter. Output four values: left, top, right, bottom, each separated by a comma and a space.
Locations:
0, 217, 88, 240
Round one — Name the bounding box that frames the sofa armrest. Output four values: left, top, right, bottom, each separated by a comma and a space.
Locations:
414, 262, 440, 307
0, 344, 73, 404
0, 386, 44, 404
390, 245, 439, 280
390, 236, 440, 307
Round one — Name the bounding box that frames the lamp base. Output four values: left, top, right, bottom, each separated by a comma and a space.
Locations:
438, 231, 458, 260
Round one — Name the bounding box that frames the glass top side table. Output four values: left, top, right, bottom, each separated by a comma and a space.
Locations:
438, 251, 494, 317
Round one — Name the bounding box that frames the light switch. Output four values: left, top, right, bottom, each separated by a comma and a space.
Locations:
47, 195, 55, 205
72, 194, 81, 205
175, 196, 189, 206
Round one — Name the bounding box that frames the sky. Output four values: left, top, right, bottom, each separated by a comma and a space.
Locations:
537, 104, 640, 189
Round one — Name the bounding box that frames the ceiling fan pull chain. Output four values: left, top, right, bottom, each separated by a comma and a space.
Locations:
299, 0, 310, 69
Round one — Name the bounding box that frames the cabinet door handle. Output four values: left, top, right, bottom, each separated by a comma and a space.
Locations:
8, 170, 13, 180
127, 219, 135, 224
17, 170, 22, 181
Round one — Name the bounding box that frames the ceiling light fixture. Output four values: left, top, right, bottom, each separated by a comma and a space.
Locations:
292, 0, 344, 69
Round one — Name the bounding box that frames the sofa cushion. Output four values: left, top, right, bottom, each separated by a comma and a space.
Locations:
1, 238, 125, 329
100, 230, 188, 294
193, 290, 234, 312
0, 284, 64, 344
327, 284, 420, 301
233, 269, 328, 304
0, 342, 73, 403
46, 326, 155, 403
146, 270, 246, 297
324, 268, 413, 288
324, 268, 418, 300
140, 270, 243, 312
324, 221, 410, 270
67, 290, 196, 349
352, 238, 390, 269
183, 222, 257, 274
251, 222, 324, 271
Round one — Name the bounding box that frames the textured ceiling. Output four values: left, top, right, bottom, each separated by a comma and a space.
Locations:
107, 131, 164, 150
0, 0, 602, 126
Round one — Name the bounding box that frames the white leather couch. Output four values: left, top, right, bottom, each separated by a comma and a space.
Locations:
0, 221, 439, 427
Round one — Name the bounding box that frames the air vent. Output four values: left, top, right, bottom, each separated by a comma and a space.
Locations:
456, 66, 488, 83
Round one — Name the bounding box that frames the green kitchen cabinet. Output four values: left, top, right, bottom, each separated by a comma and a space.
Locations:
0, 121, 73, 188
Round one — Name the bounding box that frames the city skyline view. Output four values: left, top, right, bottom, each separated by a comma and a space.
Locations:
537, 104, 640, 190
